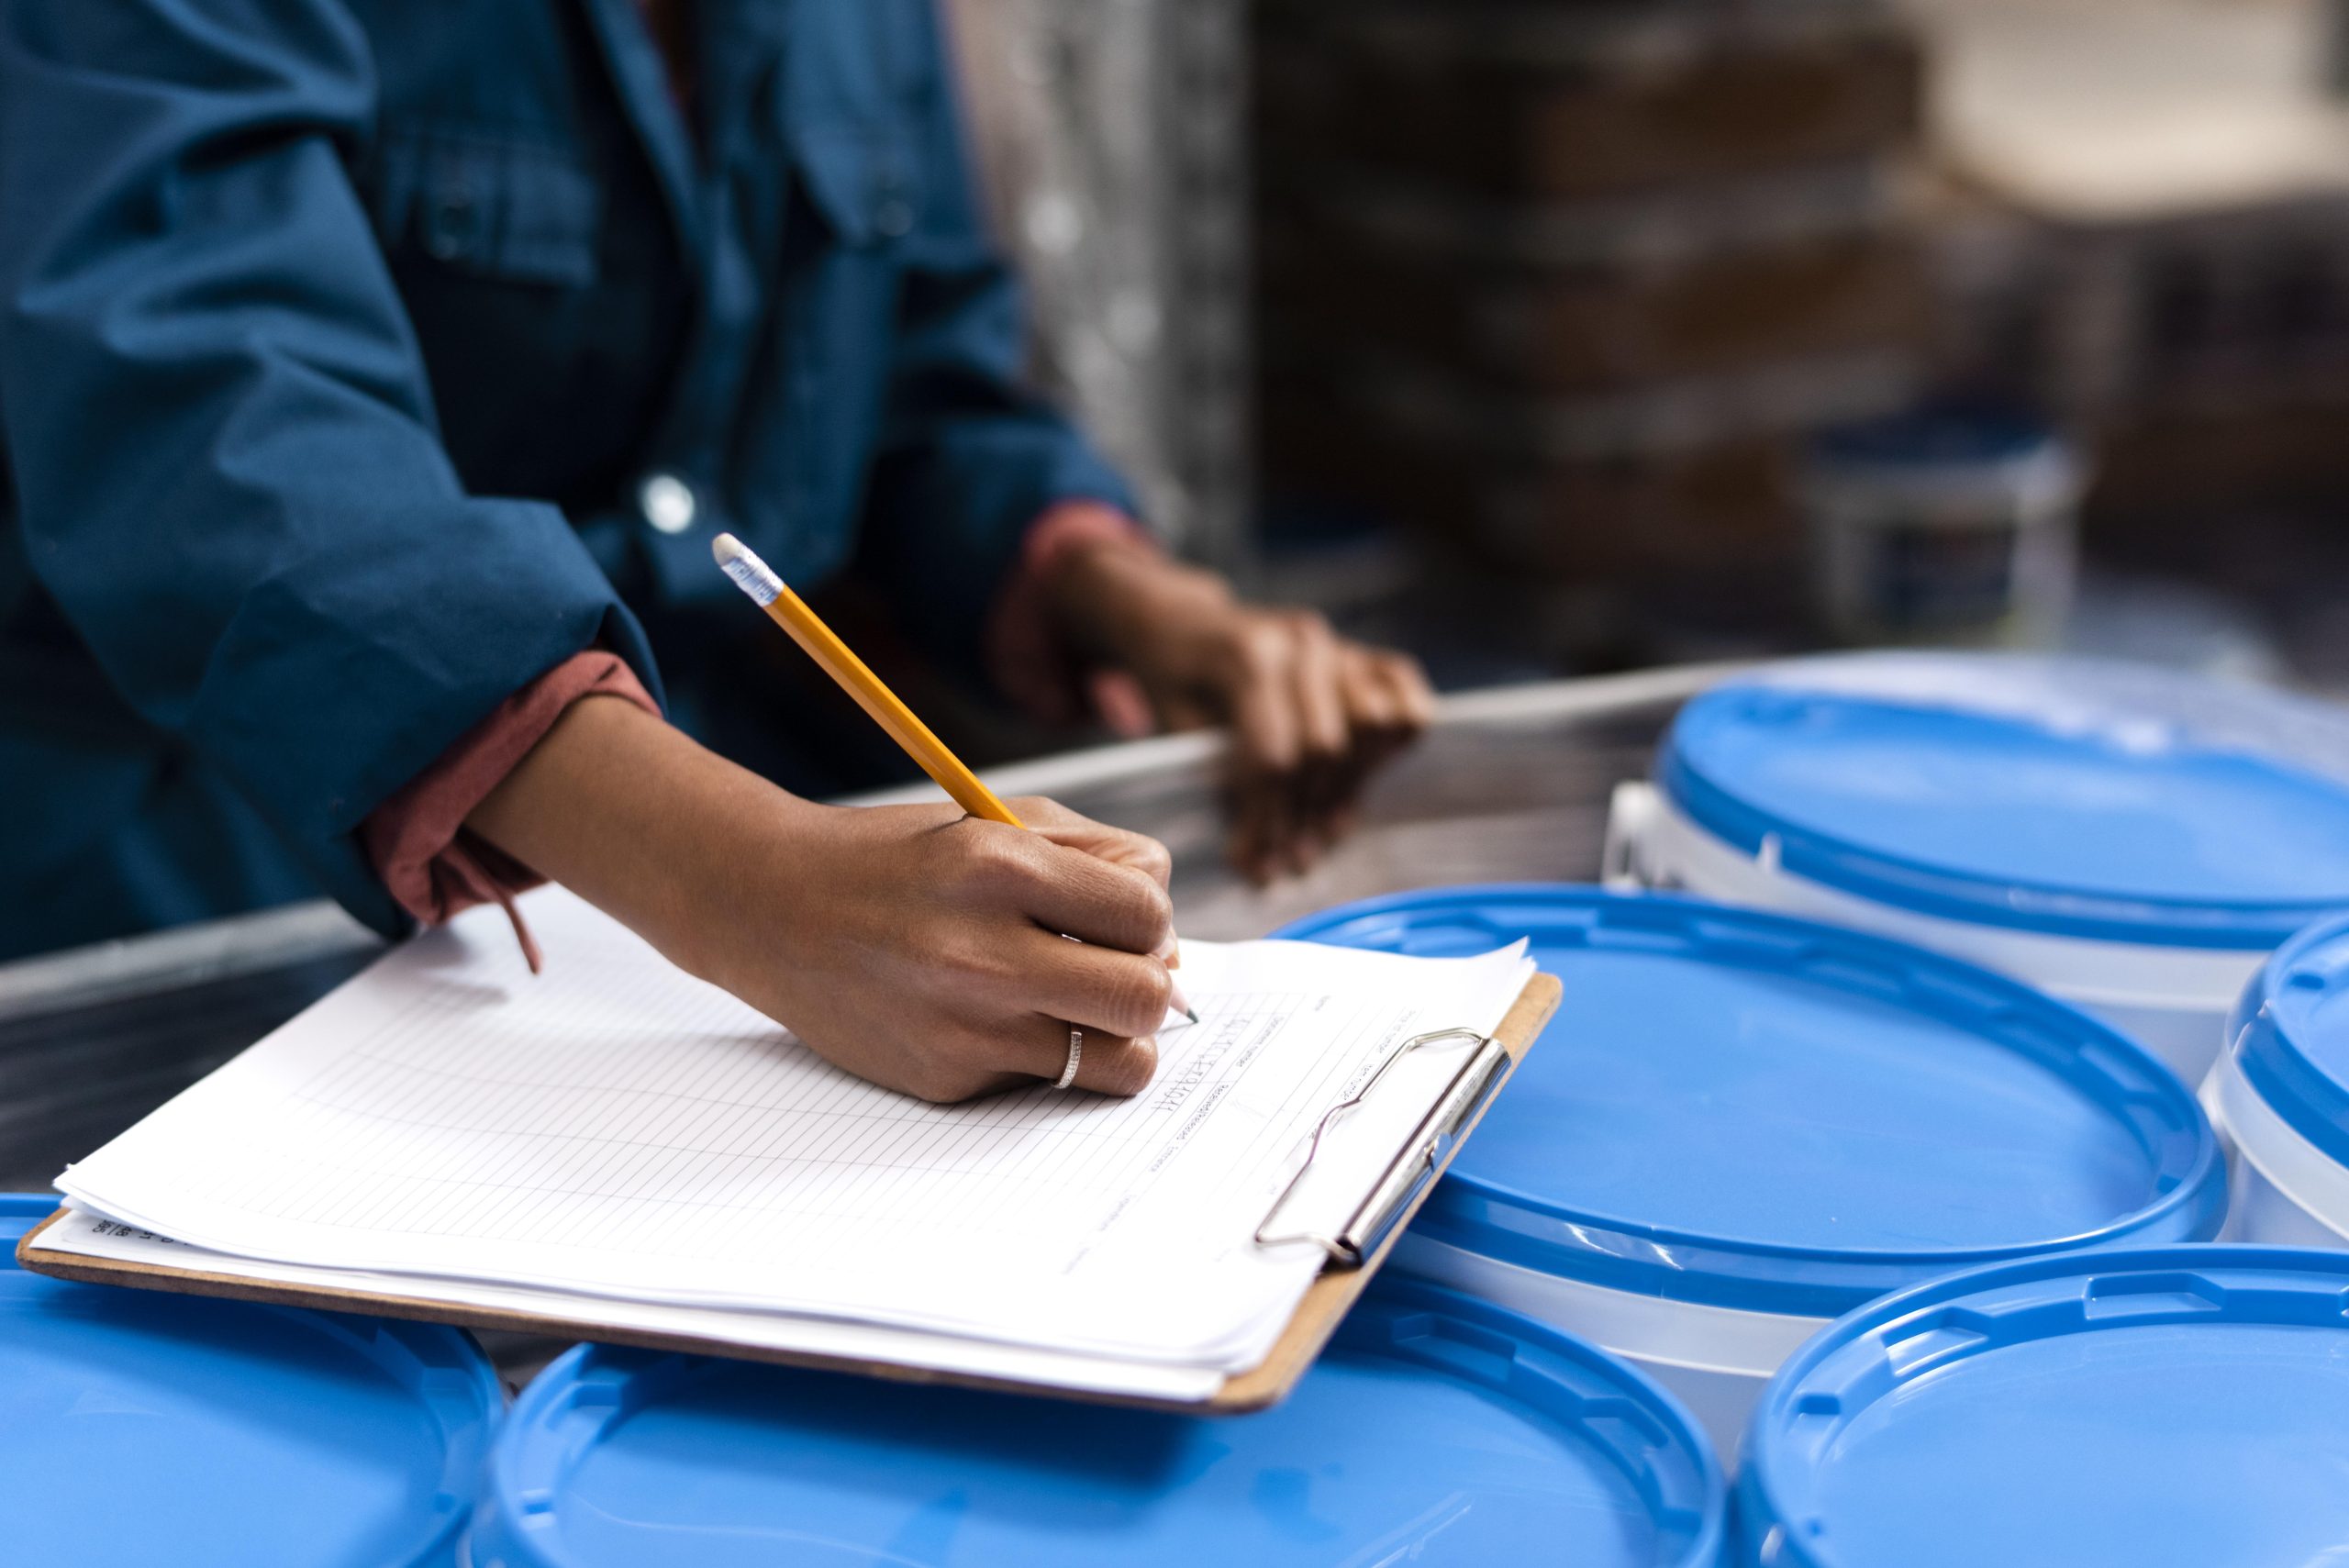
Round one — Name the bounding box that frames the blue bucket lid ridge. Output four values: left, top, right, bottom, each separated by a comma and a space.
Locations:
1739, 1246, 2349, 1568
1656, 653, 2349, 950
470, 1280, 1726, 1568
1275, 886, 2223, 1318
3, 1195, 500, 1568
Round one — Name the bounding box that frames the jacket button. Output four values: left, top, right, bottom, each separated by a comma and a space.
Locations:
874, 196, 914, 238
423, 185, 479, 261
639, 473, 697, 535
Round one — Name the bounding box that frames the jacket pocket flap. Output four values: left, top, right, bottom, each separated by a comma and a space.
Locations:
788, 121, 923, 249
370, 126, 602, 287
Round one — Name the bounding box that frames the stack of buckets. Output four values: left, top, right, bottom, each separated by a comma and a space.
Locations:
1274, 650, 2349, 1564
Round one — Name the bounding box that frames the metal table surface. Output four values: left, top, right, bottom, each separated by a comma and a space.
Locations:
0, 665, 1717, 1376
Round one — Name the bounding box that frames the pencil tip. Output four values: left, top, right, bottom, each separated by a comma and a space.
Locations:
711, 532, 743, 567
1185, 1007, 1200, 1025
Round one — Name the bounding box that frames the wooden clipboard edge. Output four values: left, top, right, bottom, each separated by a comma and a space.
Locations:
1201, 967, 1558, 1412
15, 970, 1561, 1417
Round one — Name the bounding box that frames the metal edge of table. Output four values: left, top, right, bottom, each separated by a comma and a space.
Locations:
0, 666, 1722, 1018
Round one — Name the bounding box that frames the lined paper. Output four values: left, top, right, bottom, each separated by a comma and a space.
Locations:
58, 887, 1531, 1375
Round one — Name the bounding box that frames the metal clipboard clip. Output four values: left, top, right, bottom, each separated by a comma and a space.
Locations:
1252, 1026, 1512, 1268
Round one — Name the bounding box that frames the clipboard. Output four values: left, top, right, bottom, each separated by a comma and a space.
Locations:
16, 972, 1559, 1415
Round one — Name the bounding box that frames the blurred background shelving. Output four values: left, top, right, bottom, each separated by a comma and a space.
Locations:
947, 0, 2349, 695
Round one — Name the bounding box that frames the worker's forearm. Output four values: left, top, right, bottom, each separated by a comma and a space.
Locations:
465, 694, 813, 984
462, 693, 1177, 1101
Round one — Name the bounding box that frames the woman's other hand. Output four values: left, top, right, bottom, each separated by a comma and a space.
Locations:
1043, 538, 1436, 881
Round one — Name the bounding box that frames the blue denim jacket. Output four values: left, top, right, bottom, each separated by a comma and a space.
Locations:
0, 0, 1132, 958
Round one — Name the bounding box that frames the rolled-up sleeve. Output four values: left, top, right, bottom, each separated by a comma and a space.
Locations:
854, 0, 1141, 668
0, 0, 661, 933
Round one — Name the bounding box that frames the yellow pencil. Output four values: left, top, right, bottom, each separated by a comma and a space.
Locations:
712, 533, 1196, 1021
715, 533, 1022, 826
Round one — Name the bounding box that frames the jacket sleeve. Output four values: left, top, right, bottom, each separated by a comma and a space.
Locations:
0, 0, 661, 935
854, 0, 1142, 669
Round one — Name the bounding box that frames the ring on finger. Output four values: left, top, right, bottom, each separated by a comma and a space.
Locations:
1052, 1025, 1083, 1090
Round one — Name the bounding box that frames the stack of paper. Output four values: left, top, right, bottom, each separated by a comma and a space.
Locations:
41, 887, 1531, 1400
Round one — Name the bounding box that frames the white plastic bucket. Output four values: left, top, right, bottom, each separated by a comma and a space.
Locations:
1607, 653, 2349, 1084
1803, 406, 2083, 647
2201, 915, 2349, 1248
1276, 885, 2227, 1458
1607, 778, 2256, 1082
1391, 1233, 1826, 1453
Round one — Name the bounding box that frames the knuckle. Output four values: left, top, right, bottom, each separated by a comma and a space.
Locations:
1007, 795, 1061, 825
1130, 834, 1174, 885
964, 829, 1037, 893
1124, 875, 1175, 948
1104, 962, 1173, 1035
1104, 1036, 1160, 1096
1238, 621, 1291, 671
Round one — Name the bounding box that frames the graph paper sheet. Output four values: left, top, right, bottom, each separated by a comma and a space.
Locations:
56, 887, 1531, 1376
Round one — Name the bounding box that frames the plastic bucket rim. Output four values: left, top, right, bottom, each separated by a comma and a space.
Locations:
1735, 1243, 2349, 1568
1654, 660, 2349, 951
1275, 883, 2227, 1317
472, 1284, 1731, 1568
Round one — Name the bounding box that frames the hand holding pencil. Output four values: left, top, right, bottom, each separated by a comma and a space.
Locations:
460, 542, 1192, 1104
710, 786, 1186, 1101
711, 534, 1193, 1077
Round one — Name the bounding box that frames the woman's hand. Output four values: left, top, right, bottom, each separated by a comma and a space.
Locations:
719, 795, 1178, 1102
469, 698, 1179, 1101
1043, 537, 1436, 881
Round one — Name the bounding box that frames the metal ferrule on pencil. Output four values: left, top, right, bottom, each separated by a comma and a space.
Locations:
713, 533, 784, 606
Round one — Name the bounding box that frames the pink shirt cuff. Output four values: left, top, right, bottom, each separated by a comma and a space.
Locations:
360, 652, 659, 969
986, 500, 1158, 729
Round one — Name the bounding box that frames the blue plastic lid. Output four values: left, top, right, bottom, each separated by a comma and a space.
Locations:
2225, 912, 2349, 1167
1275, 887, 2222, 1317
1740, 1246, 2349, 1568
468, 1280, 1726, 1568
1659, 654, 2349, 949
1810, 403, 2059, 472
2, 1196, 500, 1568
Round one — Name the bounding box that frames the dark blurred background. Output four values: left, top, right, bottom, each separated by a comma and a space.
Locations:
945, 0, 2349, 698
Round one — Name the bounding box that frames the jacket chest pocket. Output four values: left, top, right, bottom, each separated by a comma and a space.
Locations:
788, 123, 925, 250
365, 125, 603, 287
